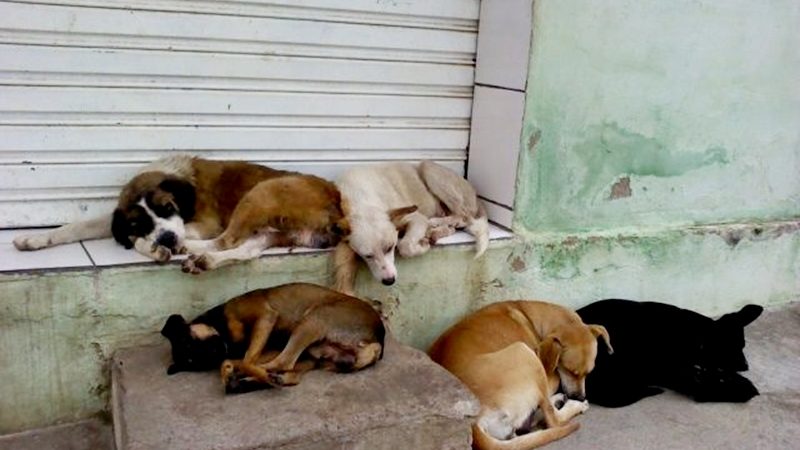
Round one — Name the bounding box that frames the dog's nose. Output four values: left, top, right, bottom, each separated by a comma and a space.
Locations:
381, 276, 395, 286
567, 393, 586, 402
156, 231, 178, 250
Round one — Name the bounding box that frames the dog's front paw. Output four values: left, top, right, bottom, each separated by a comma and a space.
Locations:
181, 254, 207, 274
266, 371, 300, 387
220, 360, 236, 386
562, 399, 589, 415
13, 234, 51, 251
151, 244, 172, 263
398, 240, 430, 257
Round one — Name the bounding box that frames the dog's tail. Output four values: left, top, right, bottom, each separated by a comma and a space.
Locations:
466, 212, 489, 258
419, 161, 489, 258
472, 422, 580, 450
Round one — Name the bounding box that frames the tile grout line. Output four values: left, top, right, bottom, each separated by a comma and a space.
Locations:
80, 241, 97, 268
479, 195, 513, 210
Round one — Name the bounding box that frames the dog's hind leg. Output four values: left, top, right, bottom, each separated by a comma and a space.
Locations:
182, 234, 269, 274
14, 214, 113, 250
262, 319, 326, 373
418, 161, 489, 257
220, 307, 279, 389
396, 211, 432, 257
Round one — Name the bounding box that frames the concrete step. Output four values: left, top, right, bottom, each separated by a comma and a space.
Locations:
112, 336, 478, 450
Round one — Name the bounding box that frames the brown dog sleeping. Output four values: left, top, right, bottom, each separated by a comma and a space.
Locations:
160, 282, 385, 393
429, 301, 612, 449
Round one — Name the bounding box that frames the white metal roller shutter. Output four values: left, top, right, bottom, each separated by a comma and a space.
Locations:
0, 0, 479, 227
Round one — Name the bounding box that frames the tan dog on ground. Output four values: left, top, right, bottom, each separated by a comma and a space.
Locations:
429, 301, 612, 449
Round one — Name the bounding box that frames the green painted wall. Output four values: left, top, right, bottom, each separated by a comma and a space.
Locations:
516, 0, 800, 234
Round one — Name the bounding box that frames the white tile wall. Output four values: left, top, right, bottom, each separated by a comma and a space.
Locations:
467, 86, 525, 226
468, 0, 532, 229
474, 0, 533, 91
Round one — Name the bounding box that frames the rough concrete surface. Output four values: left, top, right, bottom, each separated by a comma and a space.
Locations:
0, 418, 113, 450
547, 302, 800, 450
112, 335, 479, 450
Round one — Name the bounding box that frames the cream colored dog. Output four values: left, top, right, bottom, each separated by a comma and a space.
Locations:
429, 301, 612, 449
332, 161, 488, 293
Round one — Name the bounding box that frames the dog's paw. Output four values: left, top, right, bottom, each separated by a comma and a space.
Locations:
224, 374, 270, 395
181, 255, 204, 275
220, 360, 236, 385
550, 393, 566, 409
398, 239, 430, 257
426, 224, 456, 244
562, 399, 590, 415
181, 255, 212, 275
266, 371, 300, 387
151, 244, 172, 263
13, 234, 51, 251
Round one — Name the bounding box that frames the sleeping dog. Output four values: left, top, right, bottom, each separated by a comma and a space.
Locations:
14, 155, 348, 271
160, 282, 385, 393
577, 299, 762, 407
429, 301, 612, 449
332, 161, 489, 294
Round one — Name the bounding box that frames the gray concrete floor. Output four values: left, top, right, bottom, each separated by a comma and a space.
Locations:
2, 302, 798, 449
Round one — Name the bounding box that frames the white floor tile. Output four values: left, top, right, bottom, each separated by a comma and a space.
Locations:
0, 241, 92, 272
1, 224, 514, 272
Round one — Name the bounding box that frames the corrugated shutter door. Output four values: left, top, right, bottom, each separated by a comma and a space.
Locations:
0, 0, 478, 227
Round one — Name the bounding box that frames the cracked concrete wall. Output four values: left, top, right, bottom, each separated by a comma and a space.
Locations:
502, 0, 800, 308
516, 0, 799, 233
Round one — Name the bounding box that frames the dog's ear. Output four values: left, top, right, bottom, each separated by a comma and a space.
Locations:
538, 336, 562, 375
161, 314, 188, 339
158, 178, 196, 221
587, 324, 613, 354
388, 205, 418, 227
331, 217, 350, 236
111, 209, 134, 249
718, 304, 763, 328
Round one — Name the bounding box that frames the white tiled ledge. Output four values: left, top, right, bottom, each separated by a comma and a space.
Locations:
0, 225, 513, 273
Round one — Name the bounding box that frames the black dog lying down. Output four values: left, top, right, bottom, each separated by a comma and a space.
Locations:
160, 282, 385, 394
577, 299, 762, 407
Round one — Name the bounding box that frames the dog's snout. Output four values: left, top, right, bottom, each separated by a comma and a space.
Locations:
567, 392, 586, 402
381, 276, 395, 286
156, 231, 178, 250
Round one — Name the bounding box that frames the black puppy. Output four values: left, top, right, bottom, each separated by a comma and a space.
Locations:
577, 299, 762, 407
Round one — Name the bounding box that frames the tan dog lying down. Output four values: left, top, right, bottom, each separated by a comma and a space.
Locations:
333, 161, 488, 293
429, 301, 612, 449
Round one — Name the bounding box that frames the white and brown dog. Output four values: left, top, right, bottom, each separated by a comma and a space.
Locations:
429, 301, 612, 450
14, 155, 348, 272
332, 161, 488, 293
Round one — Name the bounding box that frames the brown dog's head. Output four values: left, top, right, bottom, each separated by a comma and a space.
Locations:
539, 323, 612, 401
111, 172, 196, 250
